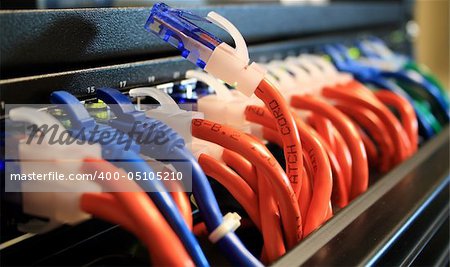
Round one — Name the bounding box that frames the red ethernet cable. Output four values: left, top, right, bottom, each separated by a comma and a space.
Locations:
200, 139, 287, 263
330, 127, 353, 194
221, 148, 287, 262
244, 105, 333, 235
170, 190, 193, 230
291, 95, 369, 200
302, 117, 348, 207
374, 90, 419, 151
299, 116, 349, 207
222, 149, 259, 193
324, 82, 413, 159
335, 104, 395, 172
260, 126, 313, 219
191, 118, 303, 248
357, 125, 380, 169
308, 116, 353, 197
80, 159, 194, 267
254, 79, 304, 197
308, 115, 337, 152
161, 168, 194, 230
198, 154, 261, 230
81, 193, 137, 234
257, 170, 286, 262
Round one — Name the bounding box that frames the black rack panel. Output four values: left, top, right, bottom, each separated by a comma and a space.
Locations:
0, 29, 400, 105
0, 3, 403, 75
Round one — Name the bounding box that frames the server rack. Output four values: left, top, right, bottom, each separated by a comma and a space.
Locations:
1, 1, 448, 266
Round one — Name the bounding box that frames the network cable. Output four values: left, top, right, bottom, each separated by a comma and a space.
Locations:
49, 91, 207, 267
8, 107, 193, 266
338, 42, 449, 122
307, 115, 353, 198
259, 58, 369, 200
145, 2, 305, 202
246, 105, 349, 209
80, 159, 193, 266
198, 154, 287, 264
274, 54, 415, 169
290, 95, 369, 200
374, 90, 419, 147
191, 118, 302, 248
323, 86, 414, 163
358, 37, 449, 107
325, 44, 438, 139
95, 87, 262, 267
263, 57, 371, 201
243, 104, 333, 235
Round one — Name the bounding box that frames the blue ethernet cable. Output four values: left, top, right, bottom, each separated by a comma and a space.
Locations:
356, 39, 383, 59
347, 41, 449, 131
171, 147, 261, 267
381, 70, 449, 121
335, 44, 449, 124
50, 91, 209, 267
324, 44, 437, 139
96, 88, 262, 267
335, 43, 450, 125
357, 37, 450, 108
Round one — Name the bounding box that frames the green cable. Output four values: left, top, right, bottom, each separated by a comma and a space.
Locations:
403, 62, 449, 100
349, 46, 444, 133
394, 78, 446, 128
413, 99, 442, 133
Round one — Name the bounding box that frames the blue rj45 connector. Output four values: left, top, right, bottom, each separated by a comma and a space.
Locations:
146, 2, 266, 97
146, 2, 222, 69
50, 91, 209, 267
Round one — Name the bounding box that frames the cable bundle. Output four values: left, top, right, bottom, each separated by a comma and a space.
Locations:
6, 3, 449, 267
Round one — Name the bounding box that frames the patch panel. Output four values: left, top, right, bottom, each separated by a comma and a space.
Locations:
1, 2, 448, 266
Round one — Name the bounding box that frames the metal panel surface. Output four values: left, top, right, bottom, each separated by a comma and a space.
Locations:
0, 3, 402, 73
273, 126, 450, 266
0, 30, 398, 105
